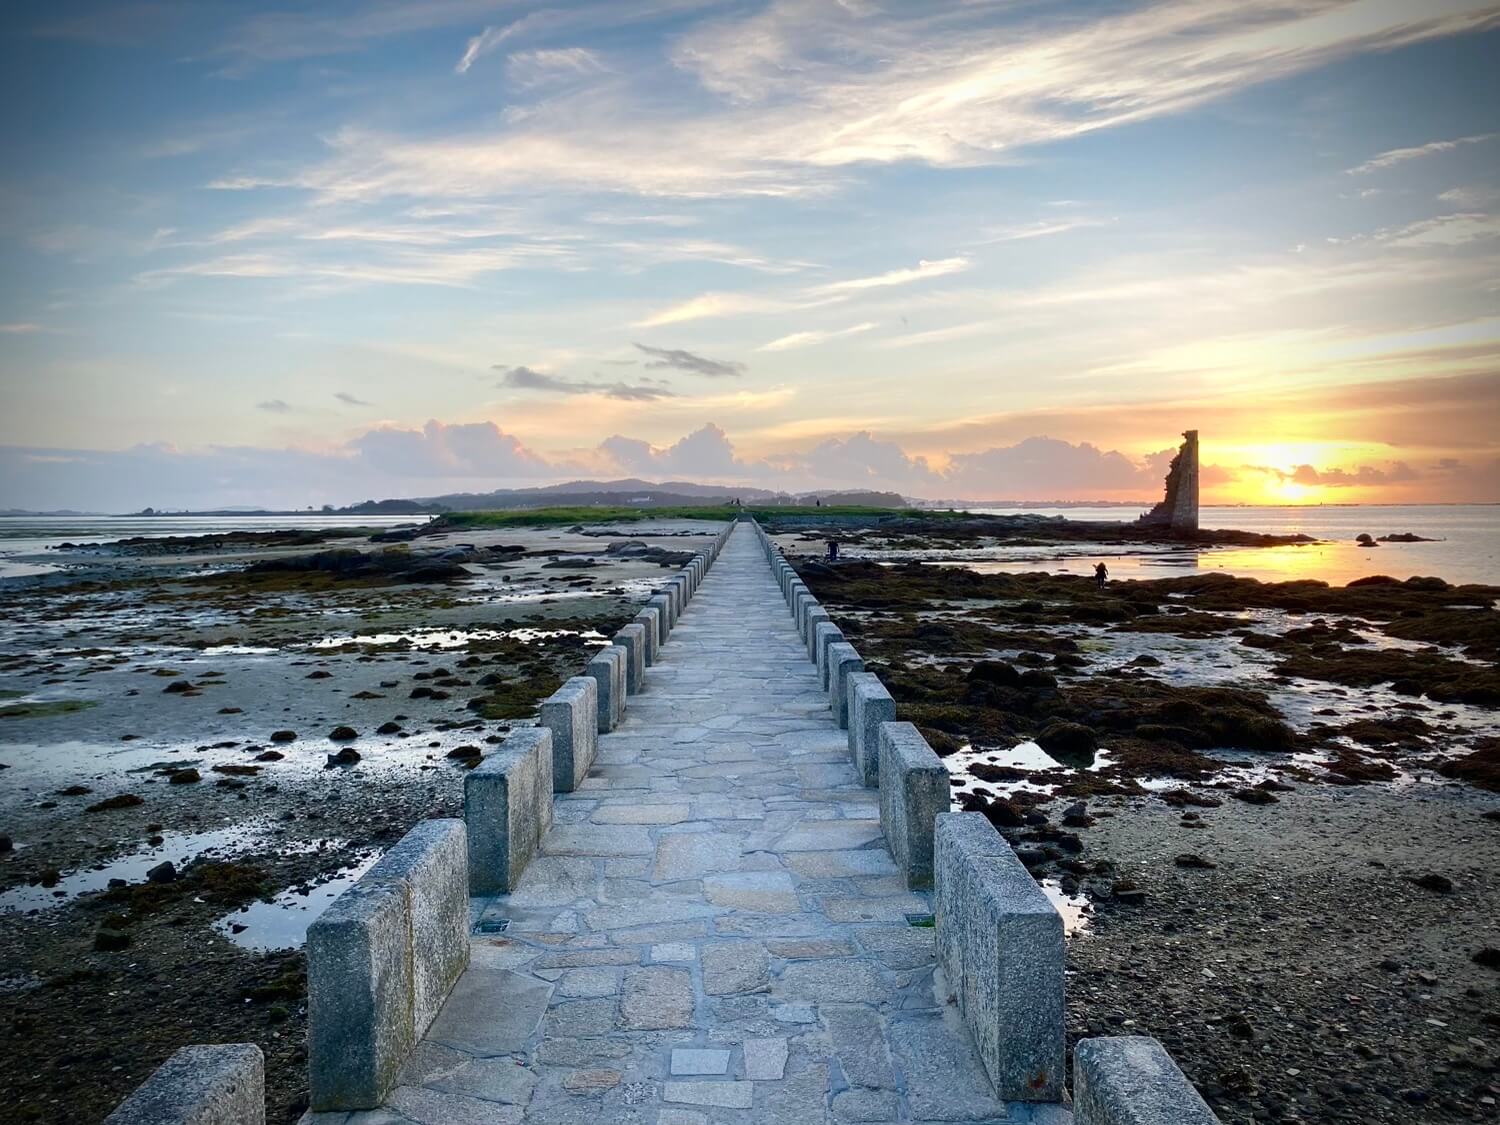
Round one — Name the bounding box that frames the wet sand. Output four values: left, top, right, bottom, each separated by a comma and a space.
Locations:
777, 528, 1500, 1124
0, 518, 723, 1124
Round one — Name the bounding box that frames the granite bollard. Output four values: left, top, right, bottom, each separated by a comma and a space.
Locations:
465, 727, 555, 893
813, 620, 844, 688
632, 607, 661, 665
614, 622, 647, 694
826, 642, 864, 728
803, 606, 830, 657
587, 644, 628, 732
877, 722, 950, 888
308, 818, 470, 1111
308, 881, 409, 1109
1073, 1037, 1221, 1124
105, 1044, 265, 1125
648, 594, 674, 641
539, 677, 598, 792
934, 812, 1065, 1102
848, 672, 896, 787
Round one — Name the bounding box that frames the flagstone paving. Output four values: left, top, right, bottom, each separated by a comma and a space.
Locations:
310, 523, 1072, 1125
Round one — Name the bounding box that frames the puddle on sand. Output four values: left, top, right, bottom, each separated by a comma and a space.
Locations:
309, 625, 603, 650
214, 850, 379, 950
0, 821, 333, 912
1041, 879, 1092, 937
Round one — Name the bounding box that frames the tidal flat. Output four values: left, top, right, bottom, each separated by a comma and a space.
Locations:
782, 526, 1500, 1125
0, 518, 717, 1124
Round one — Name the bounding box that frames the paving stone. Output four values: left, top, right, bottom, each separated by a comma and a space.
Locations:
537, 1038, 633, 1067
743, 1037, 789, 1080
650, 942, 698, 962
652, 832, 744, 880
594, 803, 693, 825
831, 1088, 902, 1122
544, 998, 620, 1038
701, 942, 772, 996
424, 968, 553, 1058
777, 959, 887, 1004
621, 967, 696, 1030
852, 925, 937, 969
765, 938, 853, 959
759, 1062, 830, 1123
822, 1005, 896, 1089
386, 1085, 525, 1125
887, 1013, 1009, 1122
563, 1068, 623, 1093
783, 850, 897, 878
703, 870, 801, 913
657, 1111, 709, 1125
662, 1081, 755, 1109
775, 819, 883, 852
547, 824, 655, 856
670, 1049, 732, 1076
557, 968, 620, 998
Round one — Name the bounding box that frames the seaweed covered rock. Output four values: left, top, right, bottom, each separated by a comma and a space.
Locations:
241, 547, 468, 584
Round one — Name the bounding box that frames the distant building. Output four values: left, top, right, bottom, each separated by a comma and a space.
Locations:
1137, 430, 1199, 532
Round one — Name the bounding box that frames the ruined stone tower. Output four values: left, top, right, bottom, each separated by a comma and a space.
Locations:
1137, 430, 1199, 532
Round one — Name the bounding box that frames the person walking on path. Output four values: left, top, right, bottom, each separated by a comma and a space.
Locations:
1094, 561, 1109, 589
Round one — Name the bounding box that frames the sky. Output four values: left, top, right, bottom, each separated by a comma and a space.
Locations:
1, 0, 1498, 511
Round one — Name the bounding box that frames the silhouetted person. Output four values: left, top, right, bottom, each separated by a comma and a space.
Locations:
1094, 562, 1108, 589
826, 538, 839, 562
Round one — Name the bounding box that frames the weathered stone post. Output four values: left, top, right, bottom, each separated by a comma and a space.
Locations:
1073, 1036, 1221, 1124
465, 727, 554, 893
538, 677, 598, 792
105, 1044, 265, 1125
934, 812, 1065, 1103
847, 672, 896, 786
587, 645, 627, 732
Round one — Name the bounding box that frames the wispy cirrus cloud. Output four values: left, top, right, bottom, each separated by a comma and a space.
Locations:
257, 399, 291, 414
811, 257, 970, 295
759, 322, 877, 352
334, 391, 371, 406
214, 2, 1500, 204
1346, 132, 1497, 174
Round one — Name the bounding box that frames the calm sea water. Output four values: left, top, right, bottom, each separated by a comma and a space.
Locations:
1, 506, 1496, 586
956, 504, 1499, 586
0, 514, 426, 579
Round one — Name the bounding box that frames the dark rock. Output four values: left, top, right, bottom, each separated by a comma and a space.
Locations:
1231, 787, 1278, 805
167, 768, 201, 784
1472, 947, 1500, 970
1175, 853, 1217, 869
270, 730, 297, 743
93, 928, 131, 952
146, 861, 177, 884
967, 661, 1020, 687
86, 794, 144, 813
1411, 872, 1454, 894
306, 670, 332, 679
1110, 881, 1147, 905
1036, 720, 1098, 765
1355, 534, 1377, 546
326, 747, 361, 767
162, 680, 195, 694
0, 836, 10, 853
56, 785, 92, 797
446, 745, 483, 760
328, 725, 358, 741
376, 721, 402, 735
254, 750, 284, 762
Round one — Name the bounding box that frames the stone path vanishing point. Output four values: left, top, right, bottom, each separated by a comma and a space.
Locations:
310, 523, 1071, 1125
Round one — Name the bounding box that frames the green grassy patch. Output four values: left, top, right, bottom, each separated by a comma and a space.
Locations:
437, 504, 933, 529
0, 698, 98, 719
